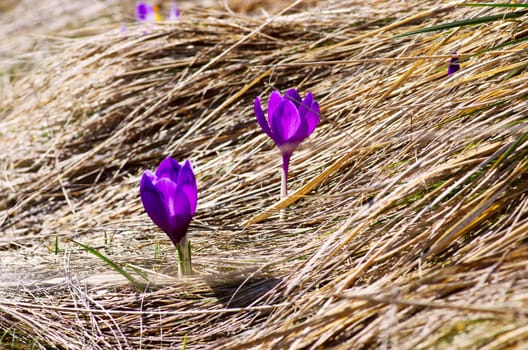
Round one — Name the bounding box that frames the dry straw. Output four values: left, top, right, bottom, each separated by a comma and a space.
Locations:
1, 0, 528, 348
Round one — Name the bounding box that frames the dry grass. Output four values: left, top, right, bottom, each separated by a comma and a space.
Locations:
1, 0, 528, 348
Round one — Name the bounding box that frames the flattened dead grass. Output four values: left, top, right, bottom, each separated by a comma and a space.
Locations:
1, 0, 528, 348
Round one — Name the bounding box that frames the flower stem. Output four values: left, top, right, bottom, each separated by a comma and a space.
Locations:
176, 237, 192, 276
280, 153, 291, 220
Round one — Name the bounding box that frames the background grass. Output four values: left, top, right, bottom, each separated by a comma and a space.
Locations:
1, 0, 528, 349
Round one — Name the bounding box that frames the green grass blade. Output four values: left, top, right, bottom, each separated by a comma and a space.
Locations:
487, 35, 528, 51
492, 132, 528, 170
126, 265, 150, 283
54, 235, 59, 255
182, 334, 188, 350
462, 3, 528, 9
70, 239, 146, 291
398, 10, 528, 37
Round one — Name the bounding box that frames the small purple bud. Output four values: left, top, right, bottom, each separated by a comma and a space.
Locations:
140, 157, 198, 246
447, 52, 460, 76
169, 1, 181, 20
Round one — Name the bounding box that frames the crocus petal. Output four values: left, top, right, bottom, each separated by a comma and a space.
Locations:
168, 213, 191, 245
254, 97, 273, 139
304, 99, 320, 136
290, 111, 310, 144
169, 2, 180, 20
178, 160, 198, 215
298, 93, 313, 119
156, 156, 181, 183
146, 4, 156, 22
297, 92, 319, 135
140, 171, 172, 235
155, 178, 192, 244
171, 189, 192, 224
153, 178, 178, 217
270, 99, 302, 146
168, 190, 192, 245
267, 91, 283, 130
284, 89, 303, 110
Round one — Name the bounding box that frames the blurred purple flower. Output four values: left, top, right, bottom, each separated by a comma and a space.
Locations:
169, 1, 181, 20
254, 88, 320, 198
140, 157, 197, 246
447, 52, 460, 75
136, 2, 155, 22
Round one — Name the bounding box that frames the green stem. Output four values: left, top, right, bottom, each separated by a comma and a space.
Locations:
176, 237, 193, 276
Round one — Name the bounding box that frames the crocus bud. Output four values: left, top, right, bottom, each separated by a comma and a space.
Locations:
447, 52, 460, 75
140, 157, 197, 246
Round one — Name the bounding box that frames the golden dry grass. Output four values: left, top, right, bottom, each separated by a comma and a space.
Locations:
1, 0, 528, 349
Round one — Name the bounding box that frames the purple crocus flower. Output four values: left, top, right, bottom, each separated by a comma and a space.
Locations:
140, 157, 197, 247
136, 2, 149, 21
136, 2, 155, 22
254, 89, 320, 199
447, 52, 460, 75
